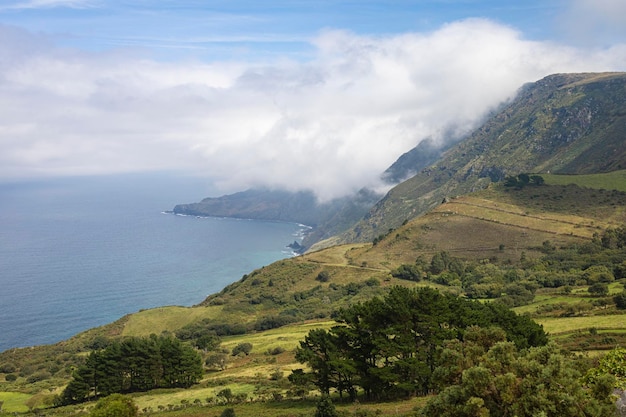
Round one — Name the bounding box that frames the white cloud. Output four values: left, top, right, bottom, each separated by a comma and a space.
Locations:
0, 19, 625, 200
0, 0, 97, 10
559, 0, 626, 46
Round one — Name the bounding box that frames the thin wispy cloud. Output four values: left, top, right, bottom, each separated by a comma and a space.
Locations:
0, 0, 97, 10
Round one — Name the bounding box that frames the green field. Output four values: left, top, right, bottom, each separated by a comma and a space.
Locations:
0, 392, 31, 413
543, 170, 626, 191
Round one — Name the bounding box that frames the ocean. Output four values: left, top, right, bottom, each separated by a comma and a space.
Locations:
0, 173, 305, 352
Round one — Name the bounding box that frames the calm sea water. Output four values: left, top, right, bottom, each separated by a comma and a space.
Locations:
0, 173, 304, 352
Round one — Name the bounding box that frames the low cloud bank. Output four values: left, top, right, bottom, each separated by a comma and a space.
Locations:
0, 18, 625, 200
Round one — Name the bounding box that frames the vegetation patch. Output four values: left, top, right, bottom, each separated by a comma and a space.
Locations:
0, 391, 31, 413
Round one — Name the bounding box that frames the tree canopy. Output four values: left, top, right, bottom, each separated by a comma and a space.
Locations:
59, 335, 203, 405
420, 338, 616, 417
293, 286, 547, 401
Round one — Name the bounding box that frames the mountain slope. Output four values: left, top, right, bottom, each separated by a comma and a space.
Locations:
330, 72, 626, 246
173, 188, 382, 249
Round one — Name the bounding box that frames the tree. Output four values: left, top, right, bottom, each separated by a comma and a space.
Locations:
420, 342, 616, 417
530, 175, 544, 185
295, 329, 342, 396
585, 347, 626, 389
90, 394, 138, 417
315, 395, 338, 417
194, 334, 221, 351
59, 335, 203, 405
391, 264, 422, 281
589, 282, 609, 296
217, 388, 234, 404
614, 291, 626, 309
294, 286, 547, 401
205, 353, 228, 371
517, 172, 530, 185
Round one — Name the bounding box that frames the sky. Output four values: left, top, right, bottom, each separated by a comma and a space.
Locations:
1, 0, 626, 200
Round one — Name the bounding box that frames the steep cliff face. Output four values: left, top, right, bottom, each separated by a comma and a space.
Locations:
331, 72, 626, 246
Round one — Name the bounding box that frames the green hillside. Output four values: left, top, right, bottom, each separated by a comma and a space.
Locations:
330, 72, 626, 247
3, 178, 626, 415
2, 73, 626, 416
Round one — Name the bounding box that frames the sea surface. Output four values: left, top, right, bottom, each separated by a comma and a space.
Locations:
0, 173, 305, 352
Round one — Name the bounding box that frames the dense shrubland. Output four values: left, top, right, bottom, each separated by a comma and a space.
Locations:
389, 225, 626, 311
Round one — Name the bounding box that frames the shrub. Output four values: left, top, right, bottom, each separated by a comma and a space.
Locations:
26, 371, 51, 383
231, 342, 253, 356
588, 282, 609, 296
315, 395, 338, 417
205, 353, 228, 370
220, 407, 236, 417
614, 291, 626, 309
269, 369, 283, 381
0, 363, 16, 373
90, 394, 138, 417
391, 264, 422, 281
267, 346, 285, 355
316, 271, 331, 282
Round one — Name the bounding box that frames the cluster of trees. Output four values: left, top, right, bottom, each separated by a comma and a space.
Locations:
392, 251, 537, 306
58, 335, 203, 405
389, 224, 626, 309
418, 329, 616, 417
293, 286, 547, 401
504, 173, 545, 188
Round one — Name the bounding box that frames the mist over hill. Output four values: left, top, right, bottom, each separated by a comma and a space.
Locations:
174, 72, 626, 250
332, 72, 626, 247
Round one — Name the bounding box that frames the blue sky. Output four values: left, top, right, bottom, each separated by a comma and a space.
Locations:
0, 1, 587, 59
0, 0, 625, 199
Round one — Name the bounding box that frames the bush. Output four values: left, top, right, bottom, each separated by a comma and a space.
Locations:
391, 264, 422, 281
315, 395, 338, 417
231, 342, 253, 356
316, 271, 331, 282
0, 363, 16, 373
267, 346, 285, 355
253, 315, 297, 331
5, 374, 17, 382
205, 353, 228, 370
90, 394, 138, 417
588, 282, 609, 296
614, 291, 626, 309
26, 371, 51, 383
220, 408, 236, 417
269, 369, 283, 381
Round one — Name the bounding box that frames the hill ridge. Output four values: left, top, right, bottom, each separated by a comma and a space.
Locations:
326, 72, 626, 247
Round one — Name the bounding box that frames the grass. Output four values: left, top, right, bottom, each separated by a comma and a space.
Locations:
121, 305, 225, 338
138, 396, 426, 417
537, 314, 626, 334
0, 392, 31, 413
133, 384, 257, 411
543, 170, 626, 192
4, 176, 626, 417
219, 321, 333, 354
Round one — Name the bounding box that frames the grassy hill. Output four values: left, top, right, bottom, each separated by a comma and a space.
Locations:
2, 173, 626, 415
328, 72, 626, 248
3, 71, 626, 414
